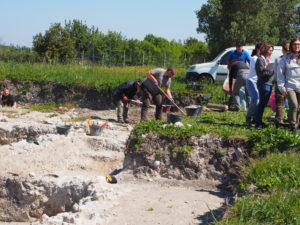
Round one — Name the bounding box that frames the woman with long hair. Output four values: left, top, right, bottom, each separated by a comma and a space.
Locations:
277, 38, 300, 133
254, 43, 274, 129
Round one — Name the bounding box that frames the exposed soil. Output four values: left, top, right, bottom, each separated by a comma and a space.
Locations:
1, 79, 211, 110
0, 105, 229, 225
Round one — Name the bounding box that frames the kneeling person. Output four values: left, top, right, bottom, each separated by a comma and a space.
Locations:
113, 81, 141, 123
1, 87, 16, 108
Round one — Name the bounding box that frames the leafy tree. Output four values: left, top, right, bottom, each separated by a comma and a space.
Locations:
64, 20, 92, 59
33, 23, 75, 63
30, 20, 209, 66
183, 37, 209, 64
196, 0, 300, 57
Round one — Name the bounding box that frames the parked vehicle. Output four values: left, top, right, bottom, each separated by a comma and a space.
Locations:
186, 46, 282, 83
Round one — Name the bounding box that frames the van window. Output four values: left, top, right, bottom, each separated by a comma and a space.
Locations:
219, 52, 231, 65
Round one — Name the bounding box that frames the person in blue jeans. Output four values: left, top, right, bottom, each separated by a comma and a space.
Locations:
255, 44, 275, 129
245, 43, 262, 128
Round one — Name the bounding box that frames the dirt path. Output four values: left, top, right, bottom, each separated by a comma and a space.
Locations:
0, 106, 225, 225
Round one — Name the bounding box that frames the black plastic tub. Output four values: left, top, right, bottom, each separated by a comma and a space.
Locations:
185, 105, 204, 116
56, 125, 71, 136
167, 113, 183, 124
89, 125, 104, 136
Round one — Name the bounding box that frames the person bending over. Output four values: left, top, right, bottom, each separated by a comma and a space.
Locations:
112, 81, 141, 123
141, 67, 175, 121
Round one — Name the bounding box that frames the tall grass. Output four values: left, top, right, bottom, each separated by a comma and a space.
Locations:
0, 62, 225, 102
0, 62, 151, 91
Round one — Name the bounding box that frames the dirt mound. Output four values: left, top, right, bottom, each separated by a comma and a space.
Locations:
124, 133, 250, 190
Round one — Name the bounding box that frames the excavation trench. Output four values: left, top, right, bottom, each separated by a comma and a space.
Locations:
0, 107, 249, 224
0, 175, 95, 222
0, 109, 130, 223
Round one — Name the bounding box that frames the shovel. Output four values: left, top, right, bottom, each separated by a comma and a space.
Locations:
157, 86, 186, 115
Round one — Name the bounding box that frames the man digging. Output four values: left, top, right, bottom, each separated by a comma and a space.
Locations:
141, 67, 176, 121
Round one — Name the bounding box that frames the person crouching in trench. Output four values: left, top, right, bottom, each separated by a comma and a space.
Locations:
1, 87, 16, 108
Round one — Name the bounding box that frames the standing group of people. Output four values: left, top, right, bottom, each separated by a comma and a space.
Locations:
228, 38, 300, 133
112, 67, 175, 123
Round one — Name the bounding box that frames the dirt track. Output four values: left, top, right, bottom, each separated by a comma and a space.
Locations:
0, 106, 224, 225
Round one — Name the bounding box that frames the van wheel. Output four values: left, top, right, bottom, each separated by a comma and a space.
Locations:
199, 74, 214, 84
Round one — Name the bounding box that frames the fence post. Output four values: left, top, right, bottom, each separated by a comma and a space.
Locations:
123, 50, 126, 67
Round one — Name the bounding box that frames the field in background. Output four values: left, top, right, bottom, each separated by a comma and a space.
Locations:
0, 62, 225, 103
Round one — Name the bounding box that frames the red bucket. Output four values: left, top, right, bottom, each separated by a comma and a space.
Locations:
162, 105, 171, 112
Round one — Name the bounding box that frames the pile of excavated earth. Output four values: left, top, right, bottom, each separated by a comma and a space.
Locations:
0, 105, 247, 225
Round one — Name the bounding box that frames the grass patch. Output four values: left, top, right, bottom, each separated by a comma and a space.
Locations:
24, 102, 75, 113
24, 102, 59, 112
133, 109, 268, 139
240, 152, 300, 192
217, 190, 300, 225
68, 116, 89, 122
133, 108, 300, 155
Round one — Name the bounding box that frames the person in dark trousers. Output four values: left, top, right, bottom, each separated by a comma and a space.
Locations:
141, 67, 175, 121
1, 87, 16, 107
112, 81, 141, 123
274, 42, 290, 128
228, 61, 250, 111
255, 44, 275, 129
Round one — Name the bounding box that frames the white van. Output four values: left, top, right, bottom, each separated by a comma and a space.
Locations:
186, 45, 282, 83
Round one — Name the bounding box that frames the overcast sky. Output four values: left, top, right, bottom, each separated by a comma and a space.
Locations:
0, 0, 207, 47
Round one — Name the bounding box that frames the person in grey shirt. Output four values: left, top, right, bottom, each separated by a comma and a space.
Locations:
141, 67, 175, 120
277, 37, 300, 133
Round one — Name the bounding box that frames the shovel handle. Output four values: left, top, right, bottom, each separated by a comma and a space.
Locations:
157, 86, 186, 115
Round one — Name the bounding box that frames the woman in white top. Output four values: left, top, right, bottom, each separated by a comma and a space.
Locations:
245, 43, 262, 127
273, 42, 290, 127
277, 37, 300, 133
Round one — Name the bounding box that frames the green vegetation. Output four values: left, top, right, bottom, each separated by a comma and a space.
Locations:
197, 0, 300, 56
0, 20, 209, 66
241, 153, 300, 192
24, 102, 75, 113
217, 190, 300, 225
133, 110, 261, 139
24, 102, 60, 112
68, 116, 89, 122
217, 153, 300, 225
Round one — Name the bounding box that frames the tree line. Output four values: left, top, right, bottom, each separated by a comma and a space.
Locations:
0, 19, 209, 67
197, 0, 300, 56
2, 0, 299, 66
